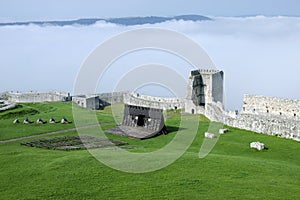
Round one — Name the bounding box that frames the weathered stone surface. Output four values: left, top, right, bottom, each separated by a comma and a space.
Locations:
219, 128, 229, 134
123, 92, 185, 111
8, 91, 69, 103
205, 132, 217, 139
250, 142, 265, 150
185, 69, 224, 115
106, 104, 167, 139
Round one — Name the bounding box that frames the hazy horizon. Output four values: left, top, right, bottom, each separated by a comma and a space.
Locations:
1, 15, 300, 111
1, 0, 300, 111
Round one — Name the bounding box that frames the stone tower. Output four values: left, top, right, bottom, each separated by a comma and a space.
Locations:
185, 69, 224, 114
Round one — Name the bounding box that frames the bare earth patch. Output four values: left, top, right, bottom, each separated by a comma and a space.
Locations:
20, 135, 129, 150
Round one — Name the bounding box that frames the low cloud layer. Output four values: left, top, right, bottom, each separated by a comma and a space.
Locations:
1, 16, 300, 110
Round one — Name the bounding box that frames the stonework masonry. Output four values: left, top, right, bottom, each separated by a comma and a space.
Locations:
185, 69, 224, 115
123, 92, 185, 110
3, 69, 300, 142
242, 94, 300, 120
224, 95, 300, 141
8, 91, 70, 103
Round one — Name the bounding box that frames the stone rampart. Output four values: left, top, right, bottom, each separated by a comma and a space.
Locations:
242, 94, 300, 120
225, 114, 300, 141
124, 92, 185, 110
8, 91, 69, 103
223, 95, 300, 142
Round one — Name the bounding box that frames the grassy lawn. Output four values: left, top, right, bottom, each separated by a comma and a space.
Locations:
0, 102, 300, 199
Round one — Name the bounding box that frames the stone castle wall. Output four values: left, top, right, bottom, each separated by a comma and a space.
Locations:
8, 91, 69, 103
97, 92, 127, 105
242, 95, 300, 120
124, 92, 185, 110
223, 95, 300, 142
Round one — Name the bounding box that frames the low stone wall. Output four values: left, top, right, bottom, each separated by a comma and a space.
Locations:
0, 103, 17, 111
242, 94, 300, 120
97, 92, 127, 105
225, 114, 300, 141
8, 91, 68, 103
123, 92, 185, 110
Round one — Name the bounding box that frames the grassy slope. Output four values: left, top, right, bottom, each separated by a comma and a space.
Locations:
0, 103, 299, 199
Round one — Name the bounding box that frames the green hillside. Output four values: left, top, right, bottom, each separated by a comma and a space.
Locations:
0, 102, 299, 199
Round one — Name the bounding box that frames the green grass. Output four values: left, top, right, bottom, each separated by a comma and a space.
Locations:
0, 102, 300, 199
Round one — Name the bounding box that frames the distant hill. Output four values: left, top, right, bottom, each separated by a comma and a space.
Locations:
0, 15, 211, 27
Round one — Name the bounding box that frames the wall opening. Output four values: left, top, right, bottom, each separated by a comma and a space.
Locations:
137, 115, 145, 126
191, 109, 195, 114
192, 75, 205, 106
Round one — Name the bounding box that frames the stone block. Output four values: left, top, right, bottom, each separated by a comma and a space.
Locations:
205, 132, 217, 139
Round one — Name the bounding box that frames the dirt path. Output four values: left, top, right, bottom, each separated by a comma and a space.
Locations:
0, 123, 111, 144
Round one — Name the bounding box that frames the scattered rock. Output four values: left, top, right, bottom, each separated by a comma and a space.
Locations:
205, 132, 217, 139
219, 128, 229, 134
250, 141, 265, 150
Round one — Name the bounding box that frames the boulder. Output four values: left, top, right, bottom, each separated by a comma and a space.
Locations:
13, 119, 20, 124
205, 132, 217, 139
219, 128, 229, 134
250, 142, 265, 150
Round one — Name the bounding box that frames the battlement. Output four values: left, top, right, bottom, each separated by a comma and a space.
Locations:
191, 69, 222, 76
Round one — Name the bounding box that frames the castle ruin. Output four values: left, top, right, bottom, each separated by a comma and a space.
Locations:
3, 69, 300, 141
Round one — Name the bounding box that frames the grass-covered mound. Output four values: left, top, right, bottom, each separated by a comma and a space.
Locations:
0, 102, 300, 199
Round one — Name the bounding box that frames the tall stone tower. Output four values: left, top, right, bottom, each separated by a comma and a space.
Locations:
185, 69, 224, 114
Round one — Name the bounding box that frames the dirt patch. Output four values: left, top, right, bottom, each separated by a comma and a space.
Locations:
20, 135, 129, 150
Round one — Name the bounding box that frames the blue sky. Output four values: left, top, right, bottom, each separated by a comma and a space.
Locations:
0, 0, 300, 21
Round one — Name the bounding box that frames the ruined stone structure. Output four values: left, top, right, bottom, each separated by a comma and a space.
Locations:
4, 68, 300, 142
106, 104, 167, 139
185, 69, 224, 115
225, 95, 300, 141
7, 91, 71, 103
123, 92, 185, 110
72, 95, 100, 110
73, 92, 126, 110
241, 95, 300, 119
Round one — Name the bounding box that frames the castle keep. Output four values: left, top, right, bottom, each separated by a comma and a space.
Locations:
185, 69, 224, 114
